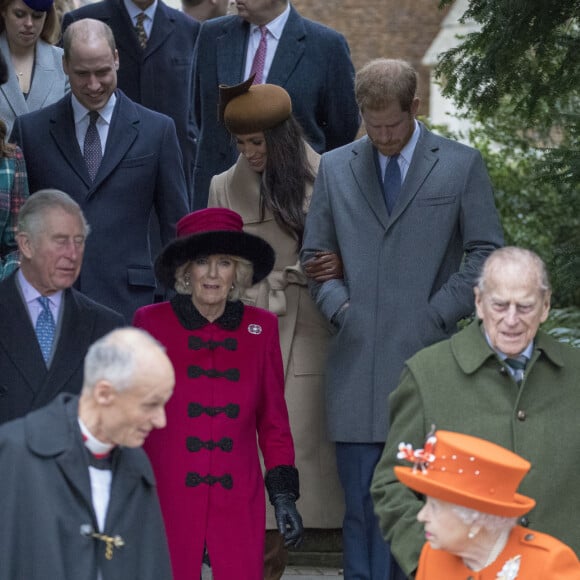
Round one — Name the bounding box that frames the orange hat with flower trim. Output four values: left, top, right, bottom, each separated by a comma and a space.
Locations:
394, 430, 536, 517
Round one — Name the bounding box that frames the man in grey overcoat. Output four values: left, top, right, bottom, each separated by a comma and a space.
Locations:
371, 247, 580, 577
301, 58, 504, 580
0, 327, 175, 580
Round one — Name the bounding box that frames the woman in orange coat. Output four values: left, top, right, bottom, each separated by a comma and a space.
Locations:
394, 430, 580, 579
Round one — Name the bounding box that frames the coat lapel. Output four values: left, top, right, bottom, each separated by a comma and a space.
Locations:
27, 395, 95, 511
145, 2, 174, 57
105, 450, 155, 531
267, 7, 305, 86
0, 34, 27, 119
29, 289, 92, 408
48, 94, 93, 188
26, 41, 59, 112
0, 274, 47, 396
387, 123, 439, 230
216, 19, 249, 86
350, 138, 390, 230
105, 0, 144, 65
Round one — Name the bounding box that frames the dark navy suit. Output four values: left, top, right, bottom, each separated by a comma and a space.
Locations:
62, 0, 200, 197
192, 5, 360, 208
11, 91, 189, 322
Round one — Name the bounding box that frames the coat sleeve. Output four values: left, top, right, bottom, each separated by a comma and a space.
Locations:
370, 366, 429, 578
300, 155, 349, 323
154, 117, 190, 245
427, 149, 503, 329
255, 314, 295, 470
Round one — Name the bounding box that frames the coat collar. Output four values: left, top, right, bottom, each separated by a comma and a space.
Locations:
48, 90, 139, 194
0, 34, 61, 120
170, 294, 244, 330
451, 319, 566, 375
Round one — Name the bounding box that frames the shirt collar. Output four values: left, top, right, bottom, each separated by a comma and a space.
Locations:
17, 269, 64, 311
250, 2, 290, 40
71, 92, 117, 126
123, 0, 157, 21
484, 330, 534, 362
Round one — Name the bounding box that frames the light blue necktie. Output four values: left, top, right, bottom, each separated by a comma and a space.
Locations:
36, 296, 55, 363
383, 154, 401, 214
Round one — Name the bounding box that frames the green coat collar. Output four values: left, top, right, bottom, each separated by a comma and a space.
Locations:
450, 320, 565, 375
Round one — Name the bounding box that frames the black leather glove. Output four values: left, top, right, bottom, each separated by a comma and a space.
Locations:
272, 494, 304, 547
265, 465, 304, 548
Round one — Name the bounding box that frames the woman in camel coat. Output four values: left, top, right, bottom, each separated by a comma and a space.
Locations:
208, 77, 345, 579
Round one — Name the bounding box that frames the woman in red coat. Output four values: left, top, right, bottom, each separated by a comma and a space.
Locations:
394, 430, 580, 579
133, 208, 303, 580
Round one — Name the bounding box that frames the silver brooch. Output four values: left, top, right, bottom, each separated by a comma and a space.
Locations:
248, 324, 262, 335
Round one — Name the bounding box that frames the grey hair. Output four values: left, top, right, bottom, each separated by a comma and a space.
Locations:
18, 189, 90, 240
82, 328, 164, 393
174, 256, 254, 300
451, 504, 517, 533
477, 246, 551, 294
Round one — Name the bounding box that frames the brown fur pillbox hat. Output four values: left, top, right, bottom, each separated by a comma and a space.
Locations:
219, 75, 292, 134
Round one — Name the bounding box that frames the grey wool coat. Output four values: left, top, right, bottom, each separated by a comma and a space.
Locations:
0, 394, 173, 580
208, 145, 344, 528
301, 123, 504, 443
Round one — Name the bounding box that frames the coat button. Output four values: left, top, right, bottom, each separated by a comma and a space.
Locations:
517, 409, 527, 421
499, 366, 508, 376
520, 516, 530, 527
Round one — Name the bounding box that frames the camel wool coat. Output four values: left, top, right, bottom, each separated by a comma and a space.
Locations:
208, 145, 344, 528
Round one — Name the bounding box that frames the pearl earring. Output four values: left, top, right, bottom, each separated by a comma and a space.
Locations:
184, 273, 191, 287
468, 529, 476, 539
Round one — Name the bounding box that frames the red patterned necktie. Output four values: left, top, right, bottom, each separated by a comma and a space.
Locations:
250, 25, 268, 84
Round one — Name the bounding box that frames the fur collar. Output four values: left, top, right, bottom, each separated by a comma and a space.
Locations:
170, 294, 243, 330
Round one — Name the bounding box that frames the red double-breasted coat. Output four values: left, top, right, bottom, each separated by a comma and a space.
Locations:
134, 298, 295, 580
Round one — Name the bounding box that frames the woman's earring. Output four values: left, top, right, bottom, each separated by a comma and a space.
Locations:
467, 529, 476, 539
184, 273, 191, 287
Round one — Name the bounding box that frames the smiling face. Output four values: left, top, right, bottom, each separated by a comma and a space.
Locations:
63, 33, 118, 112
475, 259, 550, 357
188, 254, 236, 320
235, 131, 267, 173
2, 0, 46, 50
17, 207, 86, 295
417, 497, 473, 554
362, 98, 419, 158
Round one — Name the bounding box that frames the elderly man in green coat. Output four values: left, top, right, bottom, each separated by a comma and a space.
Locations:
371, 247, 580, 578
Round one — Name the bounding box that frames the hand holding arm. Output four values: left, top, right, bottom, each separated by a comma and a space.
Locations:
304, 251, 343, 283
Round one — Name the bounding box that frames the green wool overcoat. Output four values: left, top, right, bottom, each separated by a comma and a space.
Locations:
371, 320, 580, 578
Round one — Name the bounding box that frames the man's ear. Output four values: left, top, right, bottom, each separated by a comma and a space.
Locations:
16, 232, 33, 259
93, 380, 116, 406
